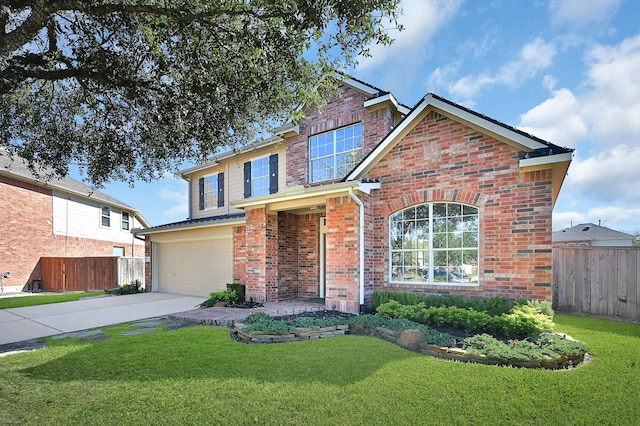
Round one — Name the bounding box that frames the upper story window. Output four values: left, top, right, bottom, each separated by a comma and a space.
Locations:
250, 156, 269, 197
101, 206, 111, 227
244, 154, 278, 198
199, 173, 223, 210
390, 202, 479, 285
121, 212, 130, 231
309, 123, 362, 183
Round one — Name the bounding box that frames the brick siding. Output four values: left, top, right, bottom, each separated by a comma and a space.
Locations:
365, 111, 554, 302
1, 174, 142, 290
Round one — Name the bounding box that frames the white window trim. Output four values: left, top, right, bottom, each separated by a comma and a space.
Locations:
100, 206, 111, 228
121, 211, 131, 232
249, 154, 270, 198
203, 173, 219, 211
388, 202, 480, 287
309, 123, 363, 183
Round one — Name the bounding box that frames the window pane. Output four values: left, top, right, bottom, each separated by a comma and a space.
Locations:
309, 123, 362, 182
390, 202, 478, 285
204, 174, 218, 208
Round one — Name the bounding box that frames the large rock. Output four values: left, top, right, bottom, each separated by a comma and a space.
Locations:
397, 329, 422, 351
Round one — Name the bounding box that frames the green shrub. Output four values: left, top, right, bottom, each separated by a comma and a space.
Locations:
198, 290, 238, 308
375, 298, 555, 338
104, 280, 143, 295
244, 312, 273, 324
371, 291, 510, 315
463, 333, 588, 362
226, 283, 246, 302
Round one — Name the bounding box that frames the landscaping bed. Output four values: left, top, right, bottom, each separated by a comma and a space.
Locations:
231, 294, 590, 370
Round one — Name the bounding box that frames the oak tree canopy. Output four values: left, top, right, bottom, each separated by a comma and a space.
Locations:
0, 0, 401, 185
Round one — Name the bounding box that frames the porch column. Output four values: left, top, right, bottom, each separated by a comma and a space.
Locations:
245, 207, 279, 302
325, 196, 360, 313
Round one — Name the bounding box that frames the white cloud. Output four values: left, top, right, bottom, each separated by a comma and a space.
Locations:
553, 210, 587, 231
449, 38, 557, 99
518, 88, 588, 147
159, 186, 188, 220
586, 206, 640, 233
549, 0, 620, 29
528, 35, 640, 234
565, 145, 640, 206
580, 35, 640, 142
358, 0, 463, 70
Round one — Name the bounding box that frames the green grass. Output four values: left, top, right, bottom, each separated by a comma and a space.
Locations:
0, 292, 103, 309
0, 314, 638, 425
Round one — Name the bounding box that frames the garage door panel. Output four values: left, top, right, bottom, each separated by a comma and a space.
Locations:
156, 237, 232, 297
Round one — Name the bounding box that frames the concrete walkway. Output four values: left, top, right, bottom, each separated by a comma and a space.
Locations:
0, 292, 206, 345
0, 293, 328, 348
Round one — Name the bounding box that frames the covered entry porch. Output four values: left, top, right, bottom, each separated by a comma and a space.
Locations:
232, 181, 379, 313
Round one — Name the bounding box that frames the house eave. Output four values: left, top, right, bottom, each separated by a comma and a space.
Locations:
179, 135, 283, 178
364, 93, 411, 115
519, 151, 573, 208
231, 181, 380, 213
347, 93, 570, 181
134, 217, 246, 236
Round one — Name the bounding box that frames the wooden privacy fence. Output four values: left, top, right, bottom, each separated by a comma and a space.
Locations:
40, 257, 145, 292
553, 247, 640, 322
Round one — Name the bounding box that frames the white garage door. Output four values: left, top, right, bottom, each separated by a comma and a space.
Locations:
156, 236, 233, 297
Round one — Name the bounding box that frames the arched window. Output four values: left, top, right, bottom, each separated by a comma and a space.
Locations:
389, 202, 479, 285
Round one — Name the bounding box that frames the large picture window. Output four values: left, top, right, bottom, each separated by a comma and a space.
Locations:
390, 202, 479, 285
309, 123, 362, 182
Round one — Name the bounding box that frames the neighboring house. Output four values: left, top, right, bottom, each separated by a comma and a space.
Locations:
553, 223, 636, 247
137, 75, 573, 313
0, 151, 149, 293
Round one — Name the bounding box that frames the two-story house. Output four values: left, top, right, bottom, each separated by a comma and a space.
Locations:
0, 151, 149, 293
137, 75, 573, 313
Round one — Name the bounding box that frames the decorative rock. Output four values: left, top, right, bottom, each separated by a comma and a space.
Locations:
397, 329, 422, 351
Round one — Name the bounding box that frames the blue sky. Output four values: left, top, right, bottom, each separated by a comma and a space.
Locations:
90, 0, 640, 234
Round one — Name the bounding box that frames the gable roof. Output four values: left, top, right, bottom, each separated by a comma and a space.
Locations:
553, 223, 634, 243
0, 151, 150, 227
345, 93, 574, 207
179, 73, 410, 178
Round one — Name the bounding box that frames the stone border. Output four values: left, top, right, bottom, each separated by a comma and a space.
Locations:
232, 322, 588, 370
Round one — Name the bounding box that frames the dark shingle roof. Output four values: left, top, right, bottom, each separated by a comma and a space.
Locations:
1, 150, 136, 212
137, 212, 246, 234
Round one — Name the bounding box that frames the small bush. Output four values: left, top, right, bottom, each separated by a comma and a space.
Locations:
226, 283, 246, 302
199, 290, 238, 308
375, 298, 555, 338
371, 291, 511, 315
104, 280, 143, 295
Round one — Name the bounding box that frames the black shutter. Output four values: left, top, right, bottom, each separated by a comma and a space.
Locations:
217, 172, 225, 207
243, 161, 251, 198
198, 177, 205, 210
269, 154, 278, 194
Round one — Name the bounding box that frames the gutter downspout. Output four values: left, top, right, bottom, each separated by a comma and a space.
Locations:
348, 187, 365, 308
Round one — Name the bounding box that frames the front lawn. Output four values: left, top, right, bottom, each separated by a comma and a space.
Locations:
0, 314, 638, 425
0, 292, 102, 309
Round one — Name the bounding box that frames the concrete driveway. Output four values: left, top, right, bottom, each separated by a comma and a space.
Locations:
0, 292, 206, 346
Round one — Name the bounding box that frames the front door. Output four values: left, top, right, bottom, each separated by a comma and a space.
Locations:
319, 216, 326, 297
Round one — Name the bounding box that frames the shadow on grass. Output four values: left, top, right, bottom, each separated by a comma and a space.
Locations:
21, 326, 417, 385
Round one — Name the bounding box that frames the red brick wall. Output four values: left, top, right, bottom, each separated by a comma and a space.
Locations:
278, 212, 298, 299
297, 213, 321, 297
325, 196, 361, 313
285, 86, 395, 187
232, 225, 247, 290
365, 111, 554, 302
1, 175, 141, 290
244, 208, 279, 302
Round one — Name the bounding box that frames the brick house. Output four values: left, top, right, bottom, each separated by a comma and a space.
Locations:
137, 75, 573, 313
0, 152, 149, 293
